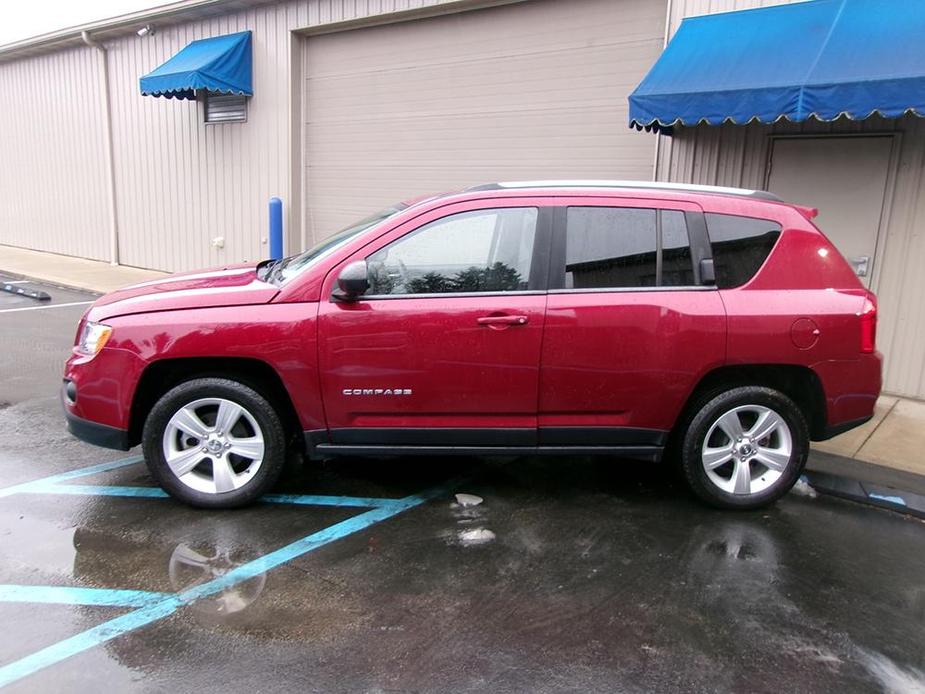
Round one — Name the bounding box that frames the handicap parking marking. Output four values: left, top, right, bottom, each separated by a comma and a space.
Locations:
0, 585, 173, 609
0, 456, 143, 499
20, 483, 412, 509
0, 456, 460, 688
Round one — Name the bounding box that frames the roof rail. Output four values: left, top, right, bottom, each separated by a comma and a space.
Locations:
467, 180, 783, 202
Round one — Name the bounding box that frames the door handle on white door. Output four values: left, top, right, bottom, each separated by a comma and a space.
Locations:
850, 255, 870, 277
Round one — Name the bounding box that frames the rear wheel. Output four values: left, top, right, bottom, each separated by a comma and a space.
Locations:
680, 386, 808, 510
142, 378, 287, 509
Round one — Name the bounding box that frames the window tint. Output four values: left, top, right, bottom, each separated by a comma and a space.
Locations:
366, 208, 537, 295
564, 207, 693, 289
705, 213, 782, 288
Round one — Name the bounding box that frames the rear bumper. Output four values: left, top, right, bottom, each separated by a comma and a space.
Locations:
814, 353, 882, 437
816, 414, 873, 442
62, 394, 131, 450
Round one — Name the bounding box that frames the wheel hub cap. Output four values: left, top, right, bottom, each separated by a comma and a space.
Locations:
206, 436, 225, 455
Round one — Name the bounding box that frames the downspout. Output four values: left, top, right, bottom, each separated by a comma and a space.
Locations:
652, 0, 674, 182
81, 31, 119, 265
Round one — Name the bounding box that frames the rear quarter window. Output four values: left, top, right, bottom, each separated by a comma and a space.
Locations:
704, 213, 782, 288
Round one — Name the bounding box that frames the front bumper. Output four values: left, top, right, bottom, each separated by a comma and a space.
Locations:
62, 390, 131, 450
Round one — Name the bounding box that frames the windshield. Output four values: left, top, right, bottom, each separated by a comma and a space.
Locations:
262, 204, 407, 285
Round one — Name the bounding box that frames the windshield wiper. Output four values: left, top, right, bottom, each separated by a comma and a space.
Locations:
257, 258, 282, 283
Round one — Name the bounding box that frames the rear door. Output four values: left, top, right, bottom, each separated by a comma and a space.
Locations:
538, 198, 726, 448
317, 200, 551, 447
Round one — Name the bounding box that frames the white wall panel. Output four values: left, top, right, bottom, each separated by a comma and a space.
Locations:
0, 47, 110, 260
0, 0, 506, 272
301, 0, 665, 244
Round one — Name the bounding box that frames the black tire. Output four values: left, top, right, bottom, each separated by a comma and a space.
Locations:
142, 378, 287, 509
680, 386, 809, 510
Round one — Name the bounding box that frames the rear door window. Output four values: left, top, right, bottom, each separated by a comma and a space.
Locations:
562, 207, 694, 289
704, 213, 782, 288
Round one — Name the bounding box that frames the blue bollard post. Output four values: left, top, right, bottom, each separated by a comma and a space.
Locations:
269, 197, 283, 260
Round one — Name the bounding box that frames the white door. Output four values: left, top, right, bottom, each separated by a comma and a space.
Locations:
767, 136, 894, 287
300, 0, 665, 245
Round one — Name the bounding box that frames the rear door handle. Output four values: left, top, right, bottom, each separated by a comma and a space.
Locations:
477, 314, 529, 326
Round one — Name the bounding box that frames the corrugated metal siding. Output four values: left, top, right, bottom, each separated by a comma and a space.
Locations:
107, 0, 491, 272
660, 0, 925, 398
106, 5, 289, 272
0, 0, 510, 272
0, 46, 111, 260
301, 0, 665, 244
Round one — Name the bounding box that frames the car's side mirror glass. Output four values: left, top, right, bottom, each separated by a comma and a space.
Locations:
699, 258, 716, 286
333, 260, 370, 301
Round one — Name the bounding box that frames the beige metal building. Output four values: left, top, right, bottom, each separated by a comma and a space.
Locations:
0, 0, 923, 399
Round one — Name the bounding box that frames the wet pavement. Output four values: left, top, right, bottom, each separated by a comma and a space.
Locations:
1, 275, 924, 693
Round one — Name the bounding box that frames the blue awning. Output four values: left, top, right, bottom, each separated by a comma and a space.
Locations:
140, 31, 252, 100
629, 0, 925, 129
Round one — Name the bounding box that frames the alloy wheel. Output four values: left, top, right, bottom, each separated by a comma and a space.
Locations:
700, 404, 793, 496
161, 397, 265, 495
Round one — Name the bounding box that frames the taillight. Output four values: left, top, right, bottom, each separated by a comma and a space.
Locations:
859, 297, 877, 354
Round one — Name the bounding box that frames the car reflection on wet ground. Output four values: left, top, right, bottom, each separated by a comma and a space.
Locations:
1, 276, 924, 693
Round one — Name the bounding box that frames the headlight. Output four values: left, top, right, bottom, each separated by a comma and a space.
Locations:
75, 321, 112, 357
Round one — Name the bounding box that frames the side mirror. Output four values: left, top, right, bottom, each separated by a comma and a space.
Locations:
333, 260, 369, 301
699, 258, 716, 286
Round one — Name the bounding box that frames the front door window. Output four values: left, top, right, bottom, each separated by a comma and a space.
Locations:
366, 208, 538, 295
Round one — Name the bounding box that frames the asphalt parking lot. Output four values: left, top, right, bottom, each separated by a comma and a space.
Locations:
1, 274, 924, 693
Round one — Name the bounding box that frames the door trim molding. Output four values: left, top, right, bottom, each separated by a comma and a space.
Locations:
312, 443, 663, 462
308, 426, 667, 462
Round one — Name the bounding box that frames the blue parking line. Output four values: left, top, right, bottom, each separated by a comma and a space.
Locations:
23, 484, 408, 509
28, 484, 170, 498
867, 492, 907, 506
0, 585, 172, 608
0, 456, 143, 499
260, 493, 406, 509
0, 479, 456, 689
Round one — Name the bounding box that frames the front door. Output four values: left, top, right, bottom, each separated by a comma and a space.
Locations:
767, 135, 894, 287
317, 203, 548, 447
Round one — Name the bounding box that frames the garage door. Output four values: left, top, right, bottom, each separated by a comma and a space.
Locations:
302, 0, 665, 244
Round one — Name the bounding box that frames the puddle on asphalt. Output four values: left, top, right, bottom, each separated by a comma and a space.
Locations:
169, 541, 268, 619
457, 527, 496, 545
448, 491, 496, 547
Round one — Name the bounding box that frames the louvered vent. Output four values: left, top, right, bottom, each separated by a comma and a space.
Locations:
204, 92, 247, 123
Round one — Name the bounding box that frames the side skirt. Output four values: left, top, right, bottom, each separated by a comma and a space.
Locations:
313, 444, 663, 462
304, 428, 665, 462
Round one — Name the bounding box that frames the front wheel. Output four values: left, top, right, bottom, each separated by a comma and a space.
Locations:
142, 378, 287, 509
680, 386, 809, 510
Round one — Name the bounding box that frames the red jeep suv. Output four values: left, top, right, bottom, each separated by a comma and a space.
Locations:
62, 181, 881, 510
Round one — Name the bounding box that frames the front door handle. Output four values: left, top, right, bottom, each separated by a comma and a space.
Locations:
477, 314, 529, 327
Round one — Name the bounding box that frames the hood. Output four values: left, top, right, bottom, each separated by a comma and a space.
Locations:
86, 264, 279, 321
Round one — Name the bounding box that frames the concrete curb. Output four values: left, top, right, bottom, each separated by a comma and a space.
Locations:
0, 271, 101, 297
802, 469, 925, 520
0, 245, 167, 295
